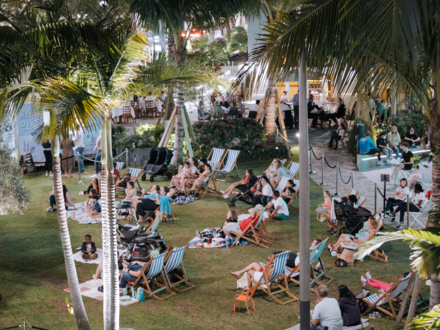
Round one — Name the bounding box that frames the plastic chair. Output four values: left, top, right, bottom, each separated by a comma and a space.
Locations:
233, 285, 257, 316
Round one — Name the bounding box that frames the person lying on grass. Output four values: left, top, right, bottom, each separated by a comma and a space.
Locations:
81, 234, 98, 260
266, 191, 289, 221
221, 169, 257, 199
328, 217, 378, 253
82, 194, 102, 218
230, 250, 283, 288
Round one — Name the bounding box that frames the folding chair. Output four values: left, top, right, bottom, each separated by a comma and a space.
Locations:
250, 251, 298, 305
163, 246, 195, 293
131, 252, 176, 301
275, 177, 300, 211
309, 238, 334, 289
346, 188, 359, 197
144, 213, 161, 233
215, 149, 240, 182
286, 161, 300, 179
206, 148, 225, 171
393, 168, 414, 185
118, 168, 143, 193
115, 162, 124, 181
285, 244, 320, 289
230, 209, 271, 248
409, 198, 430, 229
200, 164, 221, 197
358, 195, 367, 207
362, 276, 411, 319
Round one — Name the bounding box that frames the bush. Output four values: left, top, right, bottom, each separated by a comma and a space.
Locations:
193, 118, 267, 158
395, 110, 425, 138
113, 124, 157, 151
237, 143, 289, 162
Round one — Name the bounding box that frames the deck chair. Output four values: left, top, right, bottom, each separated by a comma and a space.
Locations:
362, 275, 411, 319
144, 213, 161, 233
274, 177, 300, 211
409, 197, 430, 228
206, 148, 225, 171
115, 162, 124, 180
131, 252, 175, 301
230, 209, 271, 248
163, 246, 194, 293
365, 215, 389, 263
358, 195, 367, 207
285, 244, 320, 288
309, 238, 334, 289
200, 163, 221, 197
346, 188, 359, 197
250, 251, 298, 305
117, 168, 143, 193
215, 149, 240, 181
286, 161, 300, 179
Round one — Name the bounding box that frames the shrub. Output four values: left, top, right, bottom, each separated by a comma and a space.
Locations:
192, 118, 267, 158
395, 110, 425, 138
237, 143, 289, 162
113, 124, 156, 151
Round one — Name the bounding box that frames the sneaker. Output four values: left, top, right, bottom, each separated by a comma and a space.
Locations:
223, 194, 230, 199
396, 225, 406, 230
220, 190, 225, 194
81, 171, 88, 174
361, 275, 367, 287
46, 207, 53, 212
366, 271, 372, 281
377, 161, 385, 165
319, 217, 325, 222
49, 173, 53, 176
45, 173, 48, 176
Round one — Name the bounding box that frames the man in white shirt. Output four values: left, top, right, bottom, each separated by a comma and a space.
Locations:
267, 191, 289, 220
145, 92, 160, 115
311, 286, 343, 330
280, 91, 289, 103
73, 129, 86, 174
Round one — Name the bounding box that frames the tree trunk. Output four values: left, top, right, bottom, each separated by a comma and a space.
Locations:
101, 118, 119, 330
172, 82, 184, 164
430, 274, 440, 309
165, 85, 174, 120
168, 34, 187, 64
264, 80, 277, 148
225, 21, 232, 44
52, 137, 91, 330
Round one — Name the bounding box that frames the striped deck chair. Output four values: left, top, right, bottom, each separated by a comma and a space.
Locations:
117, 168, 143, 194
365, 215, 389, 263
200, 163, 221, 197
215, 149, 240, 181
206, 148, 225, 171
131, 252, 175, 301
358, 195, 367, 207
285, 244, 320, 287
230, 209, 270, 248
346, 188, 359, 197
286, 161, 300, 179
115, 162, 124, 180
163, 246, 194, 293
362, 275, 411, 319
251, 251, 298, 305
144, 213, 161, 233
309, 238, 334, 289
284, 179, 300, 211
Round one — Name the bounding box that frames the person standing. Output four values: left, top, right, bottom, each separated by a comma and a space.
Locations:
73, 129, 86, 174
358, 131, 384, 165
311, 286, 344, 330
42, 140, 53, 176
60, 136, 75, 177
291, 89, 299, 128
93, 131, 102, 177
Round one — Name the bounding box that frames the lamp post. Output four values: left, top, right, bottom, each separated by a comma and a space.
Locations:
299, 51, 310, 329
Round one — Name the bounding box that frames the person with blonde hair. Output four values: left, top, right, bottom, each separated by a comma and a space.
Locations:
328, 217, 378, 252
316, 190, 332, 222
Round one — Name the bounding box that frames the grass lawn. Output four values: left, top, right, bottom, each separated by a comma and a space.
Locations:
0, 152, 424, 329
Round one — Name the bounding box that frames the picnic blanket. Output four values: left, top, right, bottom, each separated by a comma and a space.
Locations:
64, 279, 123, 301
141, 193, 171, 214
188, 227, 248, 248
286, 319, 369, 330
170, 194, 200, 205
67, 202, 102, 224
73, 248, 125, 264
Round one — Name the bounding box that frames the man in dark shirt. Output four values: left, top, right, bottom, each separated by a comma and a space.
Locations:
308, 95, 323, 128
404, 127, 420, 148
81, 234, 98, 260
376, 131, 393, 162
400, 143, 414, 170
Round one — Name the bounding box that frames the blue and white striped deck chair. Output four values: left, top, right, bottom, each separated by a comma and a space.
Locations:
163, 246, 195, 293
215, 149, 240, 181
145, 213, 161, 233
366, 215, 389, 263
115, 162, 124, 180
118, 167, 143, 193
285, 244, 320, 286
309, 238, 334, 289
251, 251, 298, 305
207, 148, 225, 171
281, 179, 300, 211
362, 275, 411, 319
287, 161, 299, 179
132, 252, 176, 301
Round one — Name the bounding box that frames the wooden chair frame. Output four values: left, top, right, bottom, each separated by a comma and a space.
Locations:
163, 246, 195, 293
215, 149, 240, 182
117, 168, 143, 194
200, 163, 221, 197
230, 210, 271, 248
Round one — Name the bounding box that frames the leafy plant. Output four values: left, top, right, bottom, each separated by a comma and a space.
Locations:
373, 122, 392, 138
167, 164, 179, 175
136, 123, 164, 144
395, 110, 425, 139
237, 143, 289, 162
407, 304, 440, 329
229, 26, 248, 53
114, 123, 156, 151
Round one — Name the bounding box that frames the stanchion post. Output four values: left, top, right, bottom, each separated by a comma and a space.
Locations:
76, 153, 85, 184
334, 162, 340, 196
374, 183, 377, 214
125, 148, 128, 167
309, 144, 316, 174
407, 198, 410, 229
319, 153, 327, 186
351, 172, 354, 189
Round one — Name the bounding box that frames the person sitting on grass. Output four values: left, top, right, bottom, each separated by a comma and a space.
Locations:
266, 191, 289, 221
358, 131, 384, 165
119, 260, 149, 288
79, 177, 100, 195
47, 183, 75, 212
222, 169, 257, 199
389, 183, 424, 229
311, 285, 343, 330
338, 285, 361, 327
404, 126, 420, 148
280, 179, 296, 203
360, 271, 411, 292
230, 250, 283, 287
316, 190, 332, 222
222, 207, 259, 243
391, 142, 414, 182
82, 194, 102, 218
116, 172, 132, 188
328, 217, 378, 253
81, 234, 98, 260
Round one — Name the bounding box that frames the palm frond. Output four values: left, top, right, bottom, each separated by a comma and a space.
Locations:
407, 304, 440, 329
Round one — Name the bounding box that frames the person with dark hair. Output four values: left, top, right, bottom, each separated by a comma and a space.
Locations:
47, 183, 75, 212
391, 142, 414, 183
84, 194, 102, 218
136, 186, 169, 223
358, 131, 383, 165
390, 183, 424, 229
376, 131, 393, 162
404, 126, 420, 148
42, 140, 53, 176
281, 179, 296, 202
116, 172, 132, 188
79, 177, 100, 196
308, 94, 323, 128
187, 160, 211, 195
384, 178, 409, 218
267, 190, 289, 221
221, 169, 257, 199
338, 285, 361, 327
113, 162, 119, 183
327, 123, 346, 150
81, 235, 98, 260
329, 98, 346, 125
253, 176, 273, 206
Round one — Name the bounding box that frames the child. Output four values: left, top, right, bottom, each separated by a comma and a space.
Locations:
113, 162, 120, 183
116, 172, 131, 188
316, 190, 332, 222
81, 234, 98, 260
83, 194, 102, 218
408, 165, 422, 190
172, 162, 191, 190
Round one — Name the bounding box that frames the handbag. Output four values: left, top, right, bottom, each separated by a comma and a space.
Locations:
237, 272, 249, 289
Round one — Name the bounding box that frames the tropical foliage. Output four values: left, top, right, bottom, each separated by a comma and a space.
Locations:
407, 304, 440, 329
229, 26, 248, 53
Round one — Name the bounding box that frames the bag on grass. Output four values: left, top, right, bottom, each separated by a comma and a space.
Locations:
237, 272, 249, 289
340, 248, 355, 265
334, 259, 347, 268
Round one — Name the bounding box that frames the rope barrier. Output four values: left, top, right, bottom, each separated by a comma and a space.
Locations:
376, 187, 385, 199
275, 126, 294, 143
324, 157, 336, 169
338, 167, 351, 185
310, 146, 322, 160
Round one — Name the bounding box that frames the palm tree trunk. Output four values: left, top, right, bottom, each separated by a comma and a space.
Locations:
101, 118, 119, 330
172, 82, 184, 164
165, 85, 174, 120
430, 274, 440, 309
264, 80, 277, 148
52, 137, 91, 330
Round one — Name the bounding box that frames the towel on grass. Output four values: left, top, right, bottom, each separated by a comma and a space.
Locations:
141, 193, 171, 214
188, 227, 247, 248
67, 202, 102, 224
170, 194, 200, 205
285, 319, 369, 330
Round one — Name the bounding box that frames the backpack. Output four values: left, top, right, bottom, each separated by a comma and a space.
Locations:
334, 259, 347, 268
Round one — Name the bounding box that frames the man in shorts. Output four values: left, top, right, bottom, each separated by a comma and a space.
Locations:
267, 191, 289, 221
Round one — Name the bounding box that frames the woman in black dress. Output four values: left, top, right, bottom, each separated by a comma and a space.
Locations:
42, 140, 53, 176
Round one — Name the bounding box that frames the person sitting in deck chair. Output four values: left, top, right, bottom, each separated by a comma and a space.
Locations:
272, 239, 322, 268
116, 172, 132, 188
360, 271, 411, 292
113, 162, 120, 183
187, 160, 211, 196
119, 260, 150, 288
281, 179, 296, 203
81, 234, 98, 260
328, 217, 378, 253
222, 207, 259, 243
229, 250, 283, 287
269, 160, 287, 187
136, 186, 169, 223
222, 169, 257, 199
